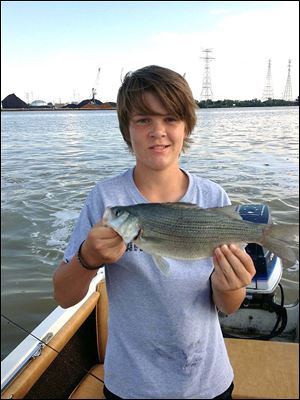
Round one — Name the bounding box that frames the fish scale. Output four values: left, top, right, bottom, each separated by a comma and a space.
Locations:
141, 215, 263, 241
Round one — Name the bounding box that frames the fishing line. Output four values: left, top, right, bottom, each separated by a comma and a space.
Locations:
1, 313, 105, 386
280, 277, 299, 285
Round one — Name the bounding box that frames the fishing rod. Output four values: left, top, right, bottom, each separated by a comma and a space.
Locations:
1, 313, 105, 387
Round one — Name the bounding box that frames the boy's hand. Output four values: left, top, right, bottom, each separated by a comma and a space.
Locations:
212, 244, 256, 292
81, 221, 127, 267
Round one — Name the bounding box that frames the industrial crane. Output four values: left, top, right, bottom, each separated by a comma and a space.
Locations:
91, 67, 101, 103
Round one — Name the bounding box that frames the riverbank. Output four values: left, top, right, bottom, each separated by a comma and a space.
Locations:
1, 93, 117, 111
2, 104, 299, 112
196, 98, 299, 108
2, 92, 298, 111
1, 107, 116, 111
2, 101, 298, 112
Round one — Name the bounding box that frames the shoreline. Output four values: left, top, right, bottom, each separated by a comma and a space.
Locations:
1, 104, 298, 112
1, 107, 117, 112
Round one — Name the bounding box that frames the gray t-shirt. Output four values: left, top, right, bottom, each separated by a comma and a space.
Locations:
64, 167, 234, 399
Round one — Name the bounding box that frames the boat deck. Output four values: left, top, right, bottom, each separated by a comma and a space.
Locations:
1, 279, 299, 399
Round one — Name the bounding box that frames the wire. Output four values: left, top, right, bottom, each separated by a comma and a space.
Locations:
1, 313, 105, 386
222, 284, 288, 341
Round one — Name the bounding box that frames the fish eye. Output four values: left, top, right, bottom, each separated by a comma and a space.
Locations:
114, 208, 121, 217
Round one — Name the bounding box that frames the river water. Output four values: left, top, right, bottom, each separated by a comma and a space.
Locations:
1, 107, 299, 360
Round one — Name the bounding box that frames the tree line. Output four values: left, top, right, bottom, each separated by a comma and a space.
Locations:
196, 97, 299, 108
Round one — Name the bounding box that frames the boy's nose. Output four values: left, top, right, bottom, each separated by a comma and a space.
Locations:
149, 120, 166, 137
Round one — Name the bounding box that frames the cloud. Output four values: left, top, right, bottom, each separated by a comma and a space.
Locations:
136, 3, 299, 100
1, 2, 298, 102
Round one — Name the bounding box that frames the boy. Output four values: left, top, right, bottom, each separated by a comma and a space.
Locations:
53, 65, 255, 399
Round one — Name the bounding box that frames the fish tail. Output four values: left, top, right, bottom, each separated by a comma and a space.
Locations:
262, 224, 299, 262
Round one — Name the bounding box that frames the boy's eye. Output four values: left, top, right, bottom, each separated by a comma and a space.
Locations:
165, 117, 178, 123
132, 116, 179, 125
136, 118, 150, 125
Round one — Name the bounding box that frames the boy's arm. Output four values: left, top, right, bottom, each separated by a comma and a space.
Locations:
53, 258, 98, 308
53, 223, 126, 308
211, 244, 256, 314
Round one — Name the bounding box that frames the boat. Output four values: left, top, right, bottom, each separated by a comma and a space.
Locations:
1, 205, 299, 399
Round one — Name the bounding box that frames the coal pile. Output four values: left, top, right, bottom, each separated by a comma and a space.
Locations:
2, 93, 28, 109
63, 99, 116, 109
62, 103, 78, 109
78, 99, 103, 108
63, 99, 103, 108
103, 102, 117, 108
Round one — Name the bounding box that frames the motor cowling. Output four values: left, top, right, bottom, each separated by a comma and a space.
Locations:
236, 204, 282, 294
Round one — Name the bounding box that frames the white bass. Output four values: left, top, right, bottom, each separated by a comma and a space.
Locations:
103, 202, 298, 274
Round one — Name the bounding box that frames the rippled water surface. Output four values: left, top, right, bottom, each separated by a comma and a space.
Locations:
1, 107, 299, 359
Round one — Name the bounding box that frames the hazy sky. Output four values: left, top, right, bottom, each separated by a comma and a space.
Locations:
1, 1, 299, 103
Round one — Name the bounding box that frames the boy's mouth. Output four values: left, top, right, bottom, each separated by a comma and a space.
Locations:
149, 145, 171, 150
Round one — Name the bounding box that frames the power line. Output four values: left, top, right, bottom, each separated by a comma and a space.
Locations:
262, 59, 274, 101
282, 59, 293, 101
200, 49, 214, 101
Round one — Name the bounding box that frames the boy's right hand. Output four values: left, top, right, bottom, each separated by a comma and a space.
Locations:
80, 221, 127, 267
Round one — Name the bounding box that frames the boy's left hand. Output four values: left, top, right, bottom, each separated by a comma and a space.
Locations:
212, 244, 256, 292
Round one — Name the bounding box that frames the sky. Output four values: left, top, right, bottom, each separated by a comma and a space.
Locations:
1, 1, 299, 104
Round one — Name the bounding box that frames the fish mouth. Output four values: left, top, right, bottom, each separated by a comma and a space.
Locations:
103, 206, 141, 244
133, 228, 143, 241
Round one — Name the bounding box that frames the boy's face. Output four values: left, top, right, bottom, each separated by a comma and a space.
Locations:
128, 92, 186, 173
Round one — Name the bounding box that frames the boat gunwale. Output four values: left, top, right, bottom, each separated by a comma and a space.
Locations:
1, 271, 105, 392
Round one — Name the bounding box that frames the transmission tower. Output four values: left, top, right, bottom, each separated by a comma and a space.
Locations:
282, 59, 293, 101
262, 59, 274, 101
200, 49, 214, 101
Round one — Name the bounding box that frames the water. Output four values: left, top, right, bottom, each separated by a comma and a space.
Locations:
1, 107, 299, 360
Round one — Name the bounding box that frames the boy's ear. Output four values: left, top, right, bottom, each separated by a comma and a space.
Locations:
184, 125, 189, 137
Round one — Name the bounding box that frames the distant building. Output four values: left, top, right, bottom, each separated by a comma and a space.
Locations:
30, 100, 49, 107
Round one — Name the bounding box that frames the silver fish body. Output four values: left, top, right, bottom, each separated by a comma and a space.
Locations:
103, 202, 298, 270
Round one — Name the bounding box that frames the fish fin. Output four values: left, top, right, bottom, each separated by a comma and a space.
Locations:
152, 255, 170, 275
212, 205, 243, 220
239, 243, 247, 251
262, 224, 299, 262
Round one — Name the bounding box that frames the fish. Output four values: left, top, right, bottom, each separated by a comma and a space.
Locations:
103, 202, 298, 274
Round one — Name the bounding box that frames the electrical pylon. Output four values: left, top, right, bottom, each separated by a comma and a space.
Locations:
282, 60, 293, 101
200, 49, 214, 101
262, 59, 274, 101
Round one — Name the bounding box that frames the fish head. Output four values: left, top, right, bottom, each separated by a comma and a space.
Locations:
103, 206, 141, 244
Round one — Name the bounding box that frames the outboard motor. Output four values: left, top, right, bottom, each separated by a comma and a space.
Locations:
220, 204, 287, 340
237, 204, 282, 294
